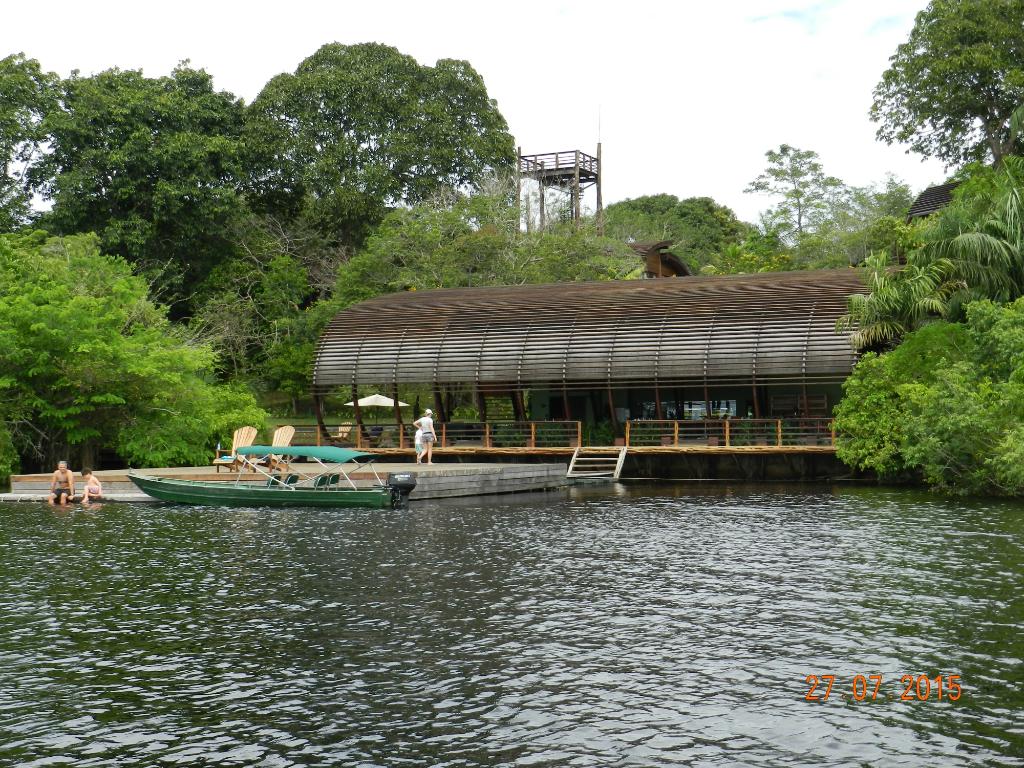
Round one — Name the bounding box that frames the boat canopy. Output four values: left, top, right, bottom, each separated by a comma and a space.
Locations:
235, 445, 375, 463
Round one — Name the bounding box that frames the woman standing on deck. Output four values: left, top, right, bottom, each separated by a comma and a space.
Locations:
413, 409, 436, 464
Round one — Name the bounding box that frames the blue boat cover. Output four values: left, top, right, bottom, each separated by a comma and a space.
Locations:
235, 445, 375, 463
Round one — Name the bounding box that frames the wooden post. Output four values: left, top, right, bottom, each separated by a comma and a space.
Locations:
516, 145, 522, 230
392, 384, 403, 428
441, 422, 447, 448
724, 419, 730, 447
576, 421, 582, 448
538, 161, 546, 231
625, 420, 630, 447
313, 394, 329, 447
776, 419, 783, 447
530, 422, 536, 448
606, 383, 618, 440
352, 384, 365, 443
433, 388, 445, 423
673, 420, 679, 447
476, 386, 488, 423
573, 150, 582, 226
485, 422, 491, 448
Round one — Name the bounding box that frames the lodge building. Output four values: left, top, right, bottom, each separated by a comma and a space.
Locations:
309, 267, 863, 476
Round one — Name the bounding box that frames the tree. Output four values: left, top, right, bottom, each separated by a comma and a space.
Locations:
838, 156, 1024, 349
244, 43, 516, 247
602, 194, 748, 269
30, 63, 248, 312
335, 185, 636, 303
745, 144, 844, 245
836, 250, 952, 349
0, 231, 266, 471
0, 54, 57, 231
835, 299, 1024, 495
871, 0, 1024, 168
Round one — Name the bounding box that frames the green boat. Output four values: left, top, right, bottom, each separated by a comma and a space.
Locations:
128, 445, 416, 509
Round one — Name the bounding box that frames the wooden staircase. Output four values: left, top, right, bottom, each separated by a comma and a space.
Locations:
566, 446, 627, 480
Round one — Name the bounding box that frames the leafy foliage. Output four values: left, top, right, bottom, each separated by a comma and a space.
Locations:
245, 43, 516, 245
871, 0, 1024, 168
835, 300, 1024, 494
839, 157, 1024, 348
746, 144, 844, 244
30, 63, 249, 312
0, 232, 266, 470
0, 53, 57, 232
602, 194, 748, 269
334, 185, 637, 306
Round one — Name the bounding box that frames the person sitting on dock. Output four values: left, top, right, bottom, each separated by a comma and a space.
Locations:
79, 468, 103, 504
413, 409, 436, 464
48, 460, 75, 506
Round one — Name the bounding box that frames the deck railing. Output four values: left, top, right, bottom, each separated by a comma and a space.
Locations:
519, 150, 599, 176
295, 421, 583, 450
290, 419, 834, 449
625, 418, 836, 448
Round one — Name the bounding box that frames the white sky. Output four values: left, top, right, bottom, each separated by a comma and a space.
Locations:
3, 0, 950, 223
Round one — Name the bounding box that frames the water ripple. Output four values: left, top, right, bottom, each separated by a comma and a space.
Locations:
0, 484, 1021, 766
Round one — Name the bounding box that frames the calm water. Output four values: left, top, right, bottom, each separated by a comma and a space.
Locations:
0, 484, 1021, 767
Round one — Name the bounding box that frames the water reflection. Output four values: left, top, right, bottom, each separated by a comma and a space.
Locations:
0, 485, 1021, 766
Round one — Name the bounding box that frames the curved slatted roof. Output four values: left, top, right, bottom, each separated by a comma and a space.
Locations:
313, 269, 863, 392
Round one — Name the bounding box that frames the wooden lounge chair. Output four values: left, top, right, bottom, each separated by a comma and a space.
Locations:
332, 422, 353, 446
213, 425, 258, 472
265, 425, 295, 473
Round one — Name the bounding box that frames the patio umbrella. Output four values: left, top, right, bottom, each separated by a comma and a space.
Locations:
344, 393, 410, 425
344, 394, 409, 408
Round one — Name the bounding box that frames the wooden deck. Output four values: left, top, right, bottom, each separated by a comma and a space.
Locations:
365, 445, 837, 457
3, 462, 570, 503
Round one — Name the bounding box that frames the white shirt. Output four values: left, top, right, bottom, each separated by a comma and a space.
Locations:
418, 416, 434, 436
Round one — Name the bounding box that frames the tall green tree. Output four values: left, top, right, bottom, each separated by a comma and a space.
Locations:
30, 63, 248, 311
0, 54, 57, 231
245, 42, 516, 247
0, 231, 265, 472
745, 144, 844, 245
871, 0, 1024, 167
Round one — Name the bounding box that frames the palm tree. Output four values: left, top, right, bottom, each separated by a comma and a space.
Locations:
838, 155, 1024, 350
836, 251, 954, 350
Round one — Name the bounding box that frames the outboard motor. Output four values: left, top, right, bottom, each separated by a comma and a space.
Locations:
387, 472, 417, 508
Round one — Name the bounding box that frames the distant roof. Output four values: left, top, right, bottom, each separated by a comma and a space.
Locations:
907, 182, 960, 221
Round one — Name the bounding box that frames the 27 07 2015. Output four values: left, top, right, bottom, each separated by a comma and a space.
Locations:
804, 674, 962, 702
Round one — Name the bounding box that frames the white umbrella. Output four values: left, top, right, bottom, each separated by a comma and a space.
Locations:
344, 394, 410, 408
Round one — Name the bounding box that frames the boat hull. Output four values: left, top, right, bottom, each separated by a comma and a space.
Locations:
128, 473, 394, 509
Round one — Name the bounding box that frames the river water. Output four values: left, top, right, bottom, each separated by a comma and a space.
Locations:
0, 484, 1021, 767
